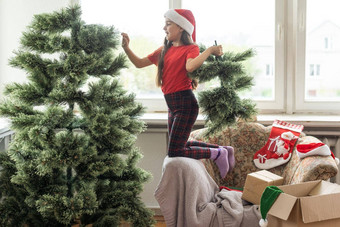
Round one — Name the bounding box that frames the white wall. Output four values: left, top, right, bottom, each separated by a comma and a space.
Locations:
136, 129, 168, 208
0, 0, 72, 98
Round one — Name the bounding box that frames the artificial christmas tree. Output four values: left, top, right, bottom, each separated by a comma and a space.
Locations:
189, 44, 257, 136
0, 5, 154, 226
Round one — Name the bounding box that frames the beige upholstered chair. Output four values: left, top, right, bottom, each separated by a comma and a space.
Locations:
188, 121, 339, 189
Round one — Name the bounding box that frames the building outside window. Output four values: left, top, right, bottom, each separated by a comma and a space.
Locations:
309, 64, 321, 76
266, 64, 274, 76
303, 0, 340, 103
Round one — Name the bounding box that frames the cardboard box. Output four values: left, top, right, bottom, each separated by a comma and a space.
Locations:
267, 180, 340, 227
241, 170, 284, 205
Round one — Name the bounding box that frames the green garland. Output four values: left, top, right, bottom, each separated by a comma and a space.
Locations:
190, 44, 257, 136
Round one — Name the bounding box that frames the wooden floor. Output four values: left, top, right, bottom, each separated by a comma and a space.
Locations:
119, 215, 166, 227
154, 215, 166, 227
72, 215, 166, 227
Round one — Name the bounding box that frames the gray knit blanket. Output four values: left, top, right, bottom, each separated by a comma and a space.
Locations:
154, 156, 261, 227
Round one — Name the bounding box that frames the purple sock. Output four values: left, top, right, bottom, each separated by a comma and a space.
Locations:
220, 146, 235, 171
210, 148, 229, 178
226, 146, 235, 170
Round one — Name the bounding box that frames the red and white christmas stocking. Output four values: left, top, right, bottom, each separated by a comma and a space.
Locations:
253, 120, 304, 169
296, 142, 339, 165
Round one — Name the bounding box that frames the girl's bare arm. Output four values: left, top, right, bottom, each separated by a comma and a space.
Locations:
121, 33, 153, 68
186, 45, 223, 72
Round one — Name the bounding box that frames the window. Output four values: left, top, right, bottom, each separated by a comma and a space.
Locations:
316, 64, 320, 76
309, 64, 315, 76
81, 0, 168, 111
81, 0, 284, 112
266, 64, 274, 76
81, 0, 340, 114
324, 37, 329, 49
183, 0, 282, 105
309, 64, 320, 77
296, 0, 340, 107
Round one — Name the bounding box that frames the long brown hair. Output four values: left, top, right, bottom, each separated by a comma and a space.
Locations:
156, 31, 198, 90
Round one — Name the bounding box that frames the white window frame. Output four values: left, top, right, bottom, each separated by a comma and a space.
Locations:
134, 0, 182, 114
141, 0, 286, 114
294, 0, 340, 113
259, 0, 285, 113
2, 0, 340, 115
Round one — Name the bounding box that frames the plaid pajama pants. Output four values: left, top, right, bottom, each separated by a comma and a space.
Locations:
164, 89, 219, 159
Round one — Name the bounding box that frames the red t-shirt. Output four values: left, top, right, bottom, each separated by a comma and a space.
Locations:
147, 44, 200, 95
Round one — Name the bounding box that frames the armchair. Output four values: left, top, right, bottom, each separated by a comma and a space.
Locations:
155, 121, 338, 226
189, 120, 339, 189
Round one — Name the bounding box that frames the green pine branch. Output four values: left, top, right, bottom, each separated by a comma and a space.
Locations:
29, 6, 81, 33
189, 45, 257, 137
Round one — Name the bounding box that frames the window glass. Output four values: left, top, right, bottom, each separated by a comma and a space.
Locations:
183, 0, 275, 100
305, 0, 340, 101
81, 0, 168, 98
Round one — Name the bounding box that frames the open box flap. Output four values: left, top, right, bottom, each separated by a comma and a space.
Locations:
300, 193, 340, 223
278, 180, 320, 197
268, 193, 297, 220
308, 180, 340, 196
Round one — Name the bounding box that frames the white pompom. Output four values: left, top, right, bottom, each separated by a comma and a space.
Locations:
335, 157, 339, 165
259, 218, 268, 227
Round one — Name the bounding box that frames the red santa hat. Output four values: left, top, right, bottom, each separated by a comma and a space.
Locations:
296, 142, 339, 165
164, 9, 196, 42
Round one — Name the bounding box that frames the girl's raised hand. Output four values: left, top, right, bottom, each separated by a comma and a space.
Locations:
121, 33, 130, 49
209, 45, 223, 57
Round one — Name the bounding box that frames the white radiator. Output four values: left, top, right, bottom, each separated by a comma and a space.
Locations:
1, 125, 340, 182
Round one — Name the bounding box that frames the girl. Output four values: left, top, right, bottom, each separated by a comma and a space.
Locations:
121, 9, 234, 178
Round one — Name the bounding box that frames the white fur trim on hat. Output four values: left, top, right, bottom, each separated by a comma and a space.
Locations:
164, 9, 194, 36
259, 218, 268, 227
296, 143, 331, 159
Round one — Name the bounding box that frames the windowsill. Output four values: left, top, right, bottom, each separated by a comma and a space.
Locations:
1, 114, 340, 135
141, 113, 340, 128
256, 114, 340, 128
